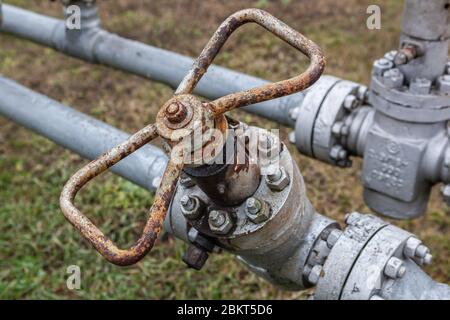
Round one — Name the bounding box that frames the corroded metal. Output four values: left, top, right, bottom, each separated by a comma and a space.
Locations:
60, 8, 325, 266
176, 9, 326, 116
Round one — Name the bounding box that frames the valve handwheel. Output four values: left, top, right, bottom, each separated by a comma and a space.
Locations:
60, 8, 325, 266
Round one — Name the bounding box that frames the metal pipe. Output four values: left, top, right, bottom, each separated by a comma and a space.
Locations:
0, 76, 168, 191
0, 3, 307, 127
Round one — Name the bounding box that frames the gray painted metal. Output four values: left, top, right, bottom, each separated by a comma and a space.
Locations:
0, 76, 168, 191
0, 3, 305, 127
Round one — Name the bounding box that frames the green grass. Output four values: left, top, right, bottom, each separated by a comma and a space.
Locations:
0, 0, 448, 299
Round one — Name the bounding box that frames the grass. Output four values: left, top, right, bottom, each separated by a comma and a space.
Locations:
0, 0, 448, 299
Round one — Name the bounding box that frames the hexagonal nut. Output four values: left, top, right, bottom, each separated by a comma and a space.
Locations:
266, 167, 290, 192
326, 229, 342, 249
208, 210, 234, 235
384, 257, 406, 279
383, 68, 404, 88
404, 237, 422, 259
307, 265, 324, 285
441, 184, 450, 205
182, 245, 209, 270
409, 78, 431, 95
343, 94, 359, 110
437, 75, 450, 95
373, 58, 394, 77
246, 200, 271, 224
345, 212, 362, 225
181, 196, 203, 220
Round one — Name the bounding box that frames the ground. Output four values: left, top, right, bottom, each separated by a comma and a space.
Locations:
0, 0, 448, 299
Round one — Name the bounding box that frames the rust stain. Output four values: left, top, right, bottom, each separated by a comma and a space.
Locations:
60, 8, 325, 266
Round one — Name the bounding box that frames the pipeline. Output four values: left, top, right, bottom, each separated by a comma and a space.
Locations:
0, 3, 309, 127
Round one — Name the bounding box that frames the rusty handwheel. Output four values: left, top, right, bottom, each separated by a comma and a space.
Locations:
60, 8, 325, 266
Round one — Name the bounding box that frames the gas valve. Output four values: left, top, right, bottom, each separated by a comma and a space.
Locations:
60, 8, 325, 266
290, 0, 450, 219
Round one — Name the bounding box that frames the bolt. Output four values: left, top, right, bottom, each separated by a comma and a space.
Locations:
246, 197, 261, 214
187, 227, 199, 243
326, 229, 342, 249
384, 257, 406, 279
330, 145, 347, 161
423, 253, 433, 265
266, 167, 290, 192
383, 68, 404, 89
345, 212, 361, 225
343, 94, 359, 110
181, 195, 203, 220
165, 101, 187, 124
181, 195, 195, 211
258, 134, 279, 159
384, 50, 398, 62
180, 174, 195, 188
404, 237, 422, 259
373, 58, 394, 77
245, 197, 271, 224
357, 86, 369, 103
332, 121, 345, 137
182, 244, 209, 270
436, 75, 450, 95
307, 265, 323, 285
415, 244, 429, 258
208, 210, 233, 235
394, 45, 418, 66
409, 77, 432, 95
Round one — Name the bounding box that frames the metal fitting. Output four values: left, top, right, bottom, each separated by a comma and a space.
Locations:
265, 167, 290, 191
180, 173, 195, 188
344, 212, 361, 225
384, 50, 398, 62
258, 133, 279, 159
446, 61, 450, 75
357, 86, 369, 103
393, 45, 418, 66
373, 58, 394, 77
180, 195, 204, 220
325, 229, 342, 249
182, 244, 209, 270
343, 94, 359, 111
208, 210, 233, 235
436, 75, 450, 94
382, 68, 404, 89
329, 145, 349, 168
332, 121, 347, 137
404, 237, 422, 259
442, 184, 450, 206
384, 257, 406, 279
245, 197, 271, 224
307, 265, 323, 285
409, 77, 432, 95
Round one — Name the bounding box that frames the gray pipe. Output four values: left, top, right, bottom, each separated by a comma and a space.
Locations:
0, 76, 168, 191
0, 3, 305, 127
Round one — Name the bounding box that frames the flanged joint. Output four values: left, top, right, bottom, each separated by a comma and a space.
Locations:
208, 210, 234, 235
245, 197, 271, 224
